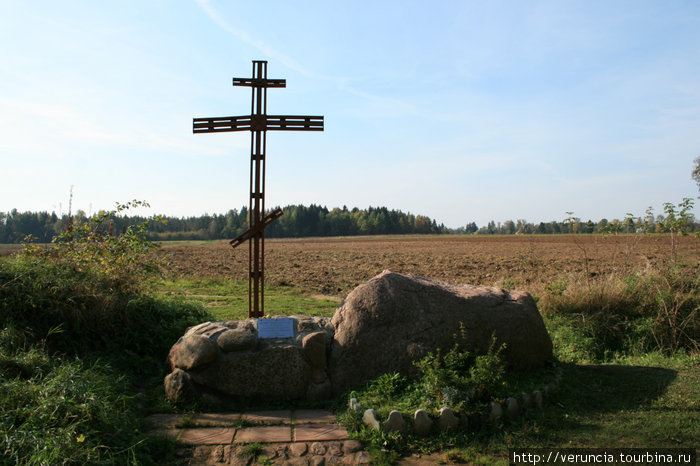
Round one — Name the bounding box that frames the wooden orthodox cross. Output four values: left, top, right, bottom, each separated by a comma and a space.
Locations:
193, 60, 323, 317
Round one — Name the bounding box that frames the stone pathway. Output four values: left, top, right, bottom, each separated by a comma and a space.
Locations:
146, 409, 371, 465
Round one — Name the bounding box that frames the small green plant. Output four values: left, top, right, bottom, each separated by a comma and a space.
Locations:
242, 442, 263, 456
500, 272, 520, 290
353, 326, 509, 421
468, 337, 507, 402
545, 277, 569, 296
175, 415, 196, 428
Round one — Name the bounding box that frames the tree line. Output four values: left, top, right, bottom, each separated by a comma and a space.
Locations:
0, 204, 447, 243
1, 200, 696, 244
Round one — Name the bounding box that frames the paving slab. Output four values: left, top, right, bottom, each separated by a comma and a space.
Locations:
240, 410, 292, 424
144, 413, 183, 428
293, 409, 336, 424
178, 427, 235, 445
193, 412, 241, 425
293, 424, 349, 442
234, 425, 292, 443
150, 428, 181, 440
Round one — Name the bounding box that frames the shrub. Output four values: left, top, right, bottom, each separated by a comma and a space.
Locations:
22, 200, 163, 295
0, 255, 208, 360
1, 200, 209, 358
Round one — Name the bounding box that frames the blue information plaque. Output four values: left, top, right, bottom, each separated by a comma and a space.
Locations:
257, 318, 295, 339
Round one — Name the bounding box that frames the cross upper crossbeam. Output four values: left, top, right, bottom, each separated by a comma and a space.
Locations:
193, 115, 324, 133
232, 77, 286, 88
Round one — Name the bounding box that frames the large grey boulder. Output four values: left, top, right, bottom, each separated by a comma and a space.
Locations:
329, 271, 552, 395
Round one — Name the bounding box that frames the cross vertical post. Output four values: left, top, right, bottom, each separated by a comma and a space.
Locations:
193, 60, 323, 318
249, 61, 266, 317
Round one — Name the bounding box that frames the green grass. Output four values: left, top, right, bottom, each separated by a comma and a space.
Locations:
341, 352, 699, 465
0, 327, 178, 465
480, 355, 699, 463
154, 277, 339, 320
0, 244, 22, 256
0, 251, 207, 464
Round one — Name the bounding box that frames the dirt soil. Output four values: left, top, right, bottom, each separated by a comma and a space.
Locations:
157, 234, 699, 298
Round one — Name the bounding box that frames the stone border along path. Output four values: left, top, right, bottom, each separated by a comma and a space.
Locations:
355, 365, 564, 435
146, 409, 371, 465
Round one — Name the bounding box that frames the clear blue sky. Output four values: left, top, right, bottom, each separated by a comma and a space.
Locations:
1, 0, 699, 228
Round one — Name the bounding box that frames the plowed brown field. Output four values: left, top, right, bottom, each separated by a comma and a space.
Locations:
158, 234, 699, 297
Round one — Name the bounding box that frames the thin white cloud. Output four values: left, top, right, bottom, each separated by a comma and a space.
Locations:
192, 0, 418, 115
0, 96, 233, 159
192, 0, 314, 78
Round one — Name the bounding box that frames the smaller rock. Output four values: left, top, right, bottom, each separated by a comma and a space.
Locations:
297, 317, 321, 333
309, 455, 326, 466
520, 392, 531, 409
488, 401, 503, 424
302, 331, 327, 369
217, 328, 257, 352
348, 398, 362, 414
353, 451, 372, 464
310, 442, 327, 456
290, 443, 308, 457
383, 410, 406, 433
164, 368, 192, 402
413, 409, 433, 436
260, 445, 278, 459
210, 445, 225, 462
328, 442, 343, 456
342, 440, 363, 455
362, 409, 381, 430
185, 321, 226, 338
505, 397, 519, 418
222, 445, 235, 463
285, 458, 309, 466
437, 407, 459, 431
275, 444, 289, 460
170, 335, 218, 371
532, 390, 543, 409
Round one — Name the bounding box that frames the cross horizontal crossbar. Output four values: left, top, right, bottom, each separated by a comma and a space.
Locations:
232, 77, 286, 88
193, 115, 324, 133
229, 208, 284, 249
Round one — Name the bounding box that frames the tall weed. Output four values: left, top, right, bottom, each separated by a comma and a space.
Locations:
540, 260, 698, 360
